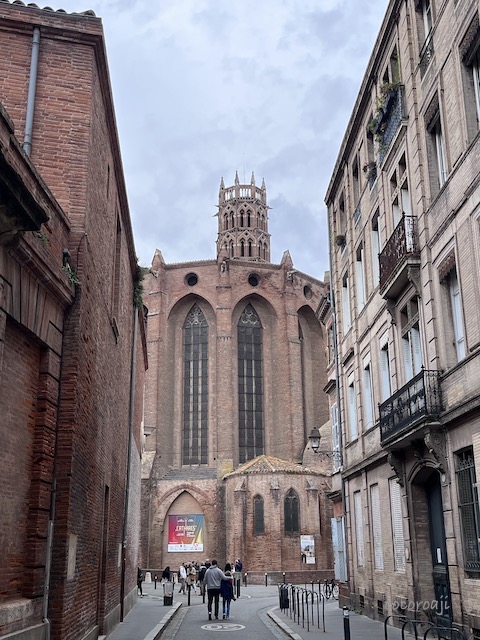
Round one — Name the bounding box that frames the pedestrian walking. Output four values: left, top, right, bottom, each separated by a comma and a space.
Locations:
178, 563, 187, 594
137, 568, 144, 597
203, 559, 227, 620
221, 569, 235, 619
162, 566, 171, 582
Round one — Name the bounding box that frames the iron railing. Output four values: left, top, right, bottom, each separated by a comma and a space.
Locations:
379, 215, 419, 290
379, 84, 406, 163
420, 33, 434, 78
380, 369, 442, 445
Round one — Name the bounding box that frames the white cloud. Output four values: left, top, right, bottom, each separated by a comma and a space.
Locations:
44, 0, 389, 278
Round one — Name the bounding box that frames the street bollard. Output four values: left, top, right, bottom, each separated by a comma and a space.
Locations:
343, 606, 351, 640
244, 572, 248, 587
236, 574, 241, 598
187, 583, 191, 606
265, 573, 268, 586
283, 572, 286, 584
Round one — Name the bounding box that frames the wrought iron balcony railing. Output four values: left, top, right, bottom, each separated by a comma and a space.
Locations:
379, 215, 419, 292
378, 84, 406, 163
380, 369, 442, 445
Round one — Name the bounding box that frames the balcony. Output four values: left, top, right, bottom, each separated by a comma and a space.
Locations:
378, 84, 406, 164
419, 33, 434, 79
379, 215, 420, 298
380, 370, 443, 447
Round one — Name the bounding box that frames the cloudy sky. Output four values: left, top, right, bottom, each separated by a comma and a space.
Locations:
48, 0, 388, 280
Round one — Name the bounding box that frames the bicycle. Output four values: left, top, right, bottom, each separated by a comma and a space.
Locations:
324, 578, 339, 600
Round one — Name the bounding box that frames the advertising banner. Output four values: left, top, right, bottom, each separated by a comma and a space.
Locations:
168, 514, 204, 552
300, 534, 315, 564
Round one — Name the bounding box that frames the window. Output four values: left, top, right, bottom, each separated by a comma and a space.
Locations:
183, 304, 209, 465
363, 358, 374, 430
356, 244, 366, 309
448, 268, 466, 361
371, 212, 381, 286
455, 449, 480, 576
342, 272, 351, 333
331, 516, 347, 581
370, 484, 384, 570
353, 490, 365, 566
380, 333, 392, 402
254, 495, 265, 535
427, 112, 447, 192
400, 298, 423, 382
284, 489, 300, 534
238, 304, 264, 463
389, 478, 406, 571
418, 0, 434, 76
112, 215, 121, 320
347, 373, 358, 440
331, 403, 341, 471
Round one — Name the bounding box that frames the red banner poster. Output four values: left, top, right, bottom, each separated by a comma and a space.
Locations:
168, 514, 204, 552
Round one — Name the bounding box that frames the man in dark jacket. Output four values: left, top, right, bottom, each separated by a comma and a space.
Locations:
203, 559, 227, 620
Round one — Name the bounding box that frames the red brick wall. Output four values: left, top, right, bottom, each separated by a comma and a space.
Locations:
0, 5, 145, 640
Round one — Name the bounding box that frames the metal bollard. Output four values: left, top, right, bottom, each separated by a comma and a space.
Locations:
244, 572, 248, 587
265, 573, 268, 586
283, 572, 286, 584
343, 606, 351, 640
187, 583, 191, 606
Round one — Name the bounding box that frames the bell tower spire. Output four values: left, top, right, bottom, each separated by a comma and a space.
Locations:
216, 172, 270, 263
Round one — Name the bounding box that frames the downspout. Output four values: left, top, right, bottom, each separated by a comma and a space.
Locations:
24, 27, 41, 157
121, 307, 138, 621
43, 287, 79, 640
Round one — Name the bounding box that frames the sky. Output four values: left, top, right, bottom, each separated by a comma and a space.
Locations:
46, 0, 389, 280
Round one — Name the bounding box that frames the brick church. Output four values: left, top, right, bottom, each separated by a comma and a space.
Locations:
142, 173, 334, 581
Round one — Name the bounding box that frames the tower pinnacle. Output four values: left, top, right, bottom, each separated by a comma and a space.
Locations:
216, 173, 270, 263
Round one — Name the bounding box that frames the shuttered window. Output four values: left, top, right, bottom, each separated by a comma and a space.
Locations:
348, 374, 358, 440
331, 516, 347, 582
284, 489, 300, 534
331, 403, 341, 471
370, 484, 384, 570
389, 478, 406, 571
354, 491, 365, 566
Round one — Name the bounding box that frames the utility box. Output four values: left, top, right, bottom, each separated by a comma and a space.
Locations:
163, 581, 173, 606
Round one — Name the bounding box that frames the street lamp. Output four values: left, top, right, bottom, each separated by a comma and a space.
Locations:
308, 427, 342, 465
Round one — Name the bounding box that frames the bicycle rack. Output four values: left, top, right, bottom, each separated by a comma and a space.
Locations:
383, 615, 435, 640
278, 584, 325, 632
424, 627, 469, 640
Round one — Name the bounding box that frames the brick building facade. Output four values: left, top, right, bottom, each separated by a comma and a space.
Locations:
142, 174, 334, 582
325, 0, 480, 634
0, 4, 147, 640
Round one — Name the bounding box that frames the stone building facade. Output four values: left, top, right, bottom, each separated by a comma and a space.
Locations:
0, 4, 147, 640
142, 174, 334, 582
325, 0, 480, 634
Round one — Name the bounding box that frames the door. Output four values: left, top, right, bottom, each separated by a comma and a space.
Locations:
426, 474, 452, 627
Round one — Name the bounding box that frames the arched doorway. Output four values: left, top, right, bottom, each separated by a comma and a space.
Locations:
411, 467, 452, 626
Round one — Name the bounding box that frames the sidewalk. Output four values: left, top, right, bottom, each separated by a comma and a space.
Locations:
107, 581, 414, 640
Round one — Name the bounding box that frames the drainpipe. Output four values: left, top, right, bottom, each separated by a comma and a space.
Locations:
43, 288, 79, 640
120, 307, 139, 621
24, 27, 41, 157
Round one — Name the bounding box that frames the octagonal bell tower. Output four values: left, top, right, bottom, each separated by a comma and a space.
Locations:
216, 171, 271, 262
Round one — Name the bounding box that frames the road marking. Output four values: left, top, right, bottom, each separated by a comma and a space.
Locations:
201, 623, 245, 631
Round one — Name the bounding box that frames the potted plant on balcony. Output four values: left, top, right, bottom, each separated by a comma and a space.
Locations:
335, 234, 346, 248
379, 81, 400, 114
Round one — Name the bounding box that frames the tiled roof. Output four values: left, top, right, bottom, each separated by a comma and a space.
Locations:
225, 455, 319, 477
0, 0, 97, 17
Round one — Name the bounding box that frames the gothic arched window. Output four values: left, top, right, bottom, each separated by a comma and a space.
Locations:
183, 304, 208, 464
284, 489, 300, 533
254, 495, 265, 535
248, 240, 253, 257
240, 209, 245, 226
238, 304, 264, 463
240, 239, 245, 257
247, 210, 251, 226
230, 241, 234, 257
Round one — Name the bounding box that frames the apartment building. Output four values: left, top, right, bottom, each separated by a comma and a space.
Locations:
325, 0, 480, 633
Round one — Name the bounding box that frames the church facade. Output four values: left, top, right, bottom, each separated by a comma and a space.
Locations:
142, 174, 334, 580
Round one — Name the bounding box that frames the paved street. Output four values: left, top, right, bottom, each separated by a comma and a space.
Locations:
107, 581, 417, 640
